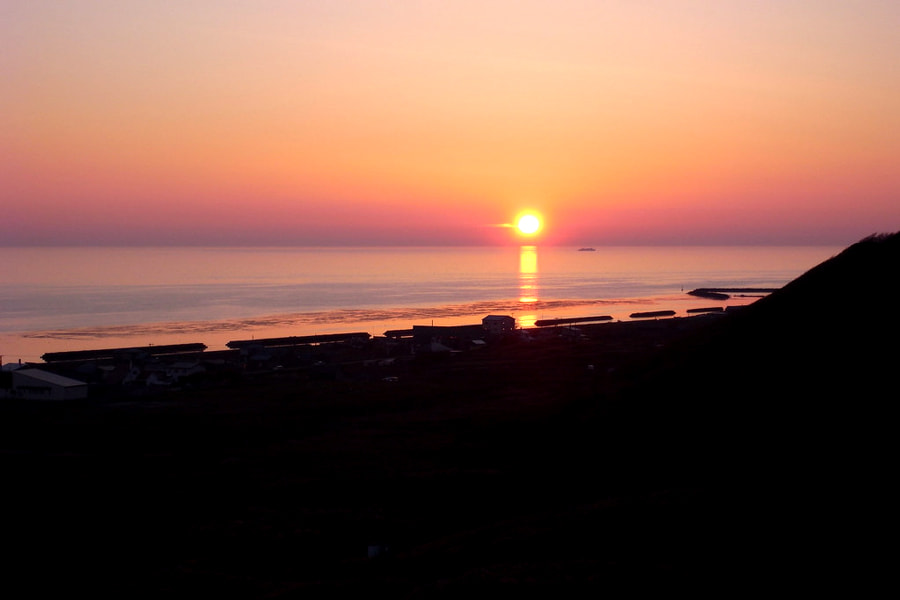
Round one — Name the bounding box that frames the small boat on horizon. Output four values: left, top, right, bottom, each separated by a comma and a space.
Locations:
578, 247, 596, 251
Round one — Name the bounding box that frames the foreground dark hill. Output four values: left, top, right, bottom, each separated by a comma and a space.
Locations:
606, 231, 898, 431
3, 233, 896, 596
583, 231, 899, 589
713, 230, 898, 396
711, 232, 898, 583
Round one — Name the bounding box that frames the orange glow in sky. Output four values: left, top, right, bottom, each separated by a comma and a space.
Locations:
2, 2, 899, 246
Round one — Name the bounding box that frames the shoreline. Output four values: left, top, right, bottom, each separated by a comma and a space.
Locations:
2, 245, 834, 363
4, 293, 762, 365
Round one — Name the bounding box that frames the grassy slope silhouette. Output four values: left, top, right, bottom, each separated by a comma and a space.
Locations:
576, 231, 899, 591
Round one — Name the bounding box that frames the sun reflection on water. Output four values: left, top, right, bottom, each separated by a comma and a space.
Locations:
518, 245, 539, 327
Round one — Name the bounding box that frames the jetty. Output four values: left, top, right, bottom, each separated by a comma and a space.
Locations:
226, 332, 370, 349
688, 287, 778, 300
41, 343, 208, 363
534, 315, 613, 327
629, 310, 677, 319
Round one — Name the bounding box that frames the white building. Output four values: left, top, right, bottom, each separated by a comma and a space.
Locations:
0, 369, 88, 401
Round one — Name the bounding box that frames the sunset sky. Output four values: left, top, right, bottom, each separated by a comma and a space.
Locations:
3, 1, 898, 246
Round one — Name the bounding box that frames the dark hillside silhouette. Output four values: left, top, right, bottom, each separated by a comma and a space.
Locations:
706, 232, 898, 587
576, 231, 899, 591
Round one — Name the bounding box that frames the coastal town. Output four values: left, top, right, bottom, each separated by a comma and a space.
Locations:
2, 301, 750, 401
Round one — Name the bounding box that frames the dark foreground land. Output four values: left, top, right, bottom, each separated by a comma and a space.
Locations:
3, 233, 898, 597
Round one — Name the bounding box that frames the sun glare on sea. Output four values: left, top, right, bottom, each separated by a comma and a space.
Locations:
517, 213, 541, 235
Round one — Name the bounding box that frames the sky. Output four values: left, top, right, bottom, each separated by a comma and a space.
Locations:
3, 1, 899, 246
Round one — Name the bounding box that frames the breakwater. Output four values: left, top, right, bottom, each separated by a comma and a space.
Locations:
688, 287, 778, 300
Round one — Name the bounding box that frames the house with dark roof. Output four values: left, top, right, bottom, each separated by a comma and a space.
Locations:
482, 315, 516, 337
0, 368, 88, 401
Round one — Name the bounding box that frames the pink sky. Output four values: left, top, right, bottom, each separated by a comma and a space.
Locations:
3, 1, 899, 246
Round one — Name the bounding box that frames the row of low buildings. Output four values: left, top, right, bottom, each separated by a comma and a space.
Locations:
2, 315, 519, 401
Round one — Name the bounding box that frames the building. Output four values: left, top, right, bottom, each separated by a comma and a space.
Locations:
482, 315, 516, 336
0, 368, 88, 401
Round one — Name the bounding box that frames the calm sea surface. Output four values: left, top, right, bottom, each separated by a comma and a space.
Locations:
1, 246, 841, 362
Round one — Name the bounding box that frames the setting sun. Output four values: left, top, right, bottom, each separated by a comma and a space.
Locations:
517, 214, 541, 235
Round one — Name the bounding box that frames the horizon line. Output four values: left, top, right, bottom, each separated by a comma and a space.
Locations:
0, 240, 856, 249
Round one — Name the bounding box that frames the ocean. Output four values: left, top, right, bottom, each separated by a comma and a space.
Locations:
0, 245, 841, 363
